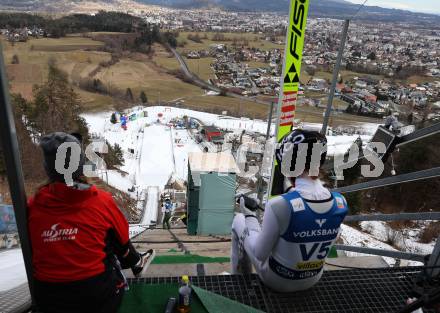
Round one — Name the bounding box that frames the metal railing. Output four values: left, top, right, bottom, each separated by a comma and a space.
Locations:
344, 212, 440, 223
336, 212, 440, 265
333, 167, 440, 194
333, 245, 426, 263
327, 123, 440, 266
322, 122, 440, 172
336, 211, 437, 263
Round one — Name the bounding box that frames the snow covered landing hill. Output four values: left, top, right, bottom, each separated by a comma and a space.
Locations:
82, 105, 379, 233
82, 105, 378, 190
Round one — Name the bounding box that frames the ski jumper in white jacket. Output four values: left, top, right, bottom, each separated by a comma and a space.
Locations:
231, 177, 348, 292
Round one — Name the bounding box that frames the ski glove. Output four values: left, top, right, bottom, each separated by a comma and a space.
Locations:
240, 197, 257, 218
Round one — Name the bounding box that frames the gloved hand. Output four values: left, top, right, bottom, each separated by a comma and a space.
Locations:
240, 197, 257, 218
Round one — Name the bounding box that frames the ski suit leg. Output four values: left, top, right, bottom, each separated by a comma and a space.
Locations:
231, 213, 262, 274
231, 214, 249, 274
163, 212, 171, 229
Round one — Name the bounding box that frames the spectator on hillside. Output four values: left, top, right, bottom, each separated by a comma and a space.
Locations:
28, 132, 155, 313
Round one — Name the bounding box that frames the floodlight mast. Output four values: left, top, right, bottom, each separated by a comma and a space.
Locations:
321, 19, 350, 135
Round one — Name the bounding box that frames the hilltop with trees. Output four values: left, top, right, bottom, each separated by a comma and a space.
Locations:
0, 11, 179, 47
0, 62, 124, 193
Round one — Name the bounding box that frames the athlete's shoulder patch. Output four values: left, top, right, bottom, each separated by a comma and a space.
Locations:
290, 197, 305, 212
335, 197, 345, 209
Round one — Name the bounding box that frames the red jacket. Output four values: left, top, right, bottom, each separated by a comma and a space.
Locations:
28, 182, 129, 283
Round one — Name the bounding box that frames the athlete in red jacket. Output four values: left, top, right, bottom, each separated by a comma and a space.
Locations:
28, 132, 154, 313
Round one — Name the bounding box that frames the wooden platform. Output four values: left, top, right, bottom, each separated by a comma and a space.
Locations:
131, 227, 232, 258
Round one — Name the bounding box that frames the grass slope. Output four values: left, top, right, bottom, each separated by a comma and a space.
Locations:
1, 35, 114, 110
177, 31, 283, 53
1, 33, 383, 124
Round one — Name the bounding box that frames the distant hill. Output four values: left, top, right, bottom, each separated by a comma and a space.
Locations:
136, 0, 440, 24
0, 0, 155, 13
0, 0, 115, 12
0, 0, 439, 25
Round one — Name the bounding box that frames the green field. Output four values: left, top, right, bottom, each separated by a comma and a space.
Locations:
75, 88, 117, 111
177, 31, 284, 54
91, 52, 267, 117
403, 75, 438, 84
296, 105, 381, 126
156, 55, 266, 81
0, 33, 384, 124
1, 35, 267, 116
29, 35, 104, 52
339, 70, 384, 82
152, 43, 181, 71
247, 61, 269, 69
1, 35, 112, 109
154, 55, 181, 71
184, 57, 215, 81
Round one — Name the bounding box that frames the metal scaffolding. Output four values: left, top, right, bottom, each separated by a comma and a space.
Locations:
0, 45, 35, 305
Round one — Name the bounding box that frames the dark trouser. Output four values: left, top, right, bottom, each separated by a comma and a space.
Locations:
34, 236, 142, 313
34, 269, 124, 313
163, 212, 171, 229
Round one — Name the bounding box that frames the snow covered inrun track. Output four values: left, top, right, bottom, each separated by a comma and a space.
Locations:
83, 107, 206, 234
138, 125, 174, 187
129, 186, 159, 239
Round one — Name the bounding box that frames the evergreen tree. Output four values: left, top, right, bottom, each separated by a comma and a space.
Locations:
371, 133, 440, 213
102, 141, 124, 169
352, 51, 361, 58
113, 144, 124, 164
345, 192, 362, 215
4, 94, 45, 180
163, 32, 178, 48
11, 55, 19, 64
125, 88, 134, 102
367, 51, 376, 60
27, 63, 89, 141
93, 79, 105, 93
110, 112, 117, 124
140, 91, 148, 104
152, 25, 161, 43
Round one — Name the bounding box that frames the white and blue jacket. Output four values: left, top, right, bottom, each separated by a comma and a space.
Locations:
268, 191, 348, 281
241, 178, 348, 292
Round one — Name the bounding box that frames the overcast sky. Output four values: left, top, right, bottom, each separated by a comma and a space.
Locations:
347, 0, 440, 14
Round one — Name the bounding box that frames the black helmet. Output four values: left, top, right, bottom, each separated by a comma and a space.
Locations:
275, 129, 327, 176
40, 132, 85, 183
